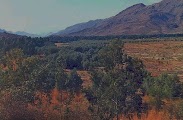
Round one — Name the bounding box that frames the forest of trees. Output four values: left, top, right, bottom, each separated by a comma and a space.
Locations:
0, 37, 183, 120
48, 34, 183, 43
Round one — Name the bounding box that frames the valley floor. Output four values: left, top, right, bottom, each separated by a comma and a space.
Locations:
124, 41, 183, 81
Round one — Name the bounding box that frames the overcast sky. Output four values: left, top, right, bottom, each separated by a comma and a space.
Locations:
0, 0, 161, 34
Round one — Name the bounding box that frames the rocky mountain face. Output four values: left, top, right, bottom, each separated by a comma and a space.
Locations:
55, 0, 183, 36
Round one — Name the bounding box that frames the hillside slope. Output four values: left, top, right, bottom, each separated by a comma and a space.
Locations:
55, 0, 183, 36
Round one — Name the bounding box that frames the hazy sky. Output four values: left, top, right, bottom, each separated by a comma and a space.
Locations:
0, 0, 161, 34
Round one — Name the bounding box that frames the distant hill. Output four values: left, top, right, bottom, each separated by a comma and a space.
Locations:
14, 31, 40, 37
0, 32, 26, 39
55, 19, 102, 36
0, 29, 6, 33
54, 0, 183, 36
0, 28, 40, 37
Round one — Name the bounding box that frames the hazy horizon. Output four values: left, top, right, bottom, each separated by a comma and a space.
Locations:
0, 0, 161, 35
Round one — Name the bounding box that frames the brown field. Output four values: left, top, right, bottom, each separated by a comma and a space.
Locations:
124, 41, 183, 81
55, 43, 69, 48
65, 69, 92, 88
77, 70, 92, 88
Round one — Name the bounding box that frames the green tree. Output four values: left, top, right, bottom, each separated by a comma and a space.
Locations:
0, 48, 40, 102
143, 73, 183, 111
86, 40, 147, 120
67, 68, 83, 93
98, 40, 124, 70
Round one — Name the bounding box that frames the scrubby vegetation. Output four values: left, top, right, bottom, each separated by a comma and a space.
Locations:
0, 36, 183, 120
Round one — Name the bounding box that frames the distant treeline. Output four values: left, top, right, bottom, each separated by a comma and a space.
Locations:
1, 33, 183, 57
0, 36, 50, 56
48, 34, 183, 43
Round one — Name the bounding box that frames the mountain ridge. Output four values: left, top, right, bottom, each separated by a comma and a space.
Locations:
54, 0, 183, 36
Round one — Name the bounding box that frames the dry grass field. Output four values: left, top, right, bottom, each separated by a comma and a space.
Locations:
124, 41, 183, 81
65, 69, 92, 88
55, 43, 69, 48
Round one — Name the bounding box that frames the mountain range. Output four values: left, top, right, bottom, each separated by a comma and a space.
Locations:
54, 0, 183, 36
0, 30, 56, 38
13, 31, 40, 37
1, 0, 183, 37
0, 29, 39, 37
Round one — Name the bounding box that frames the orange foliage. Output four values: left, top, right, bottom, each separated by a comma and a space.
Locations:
27, 88, 90, 119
